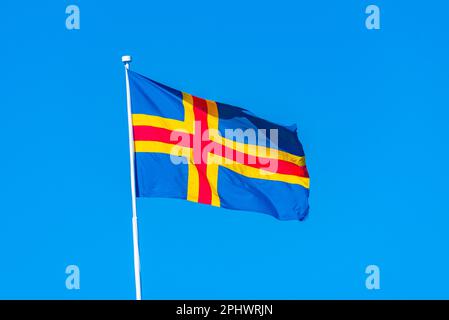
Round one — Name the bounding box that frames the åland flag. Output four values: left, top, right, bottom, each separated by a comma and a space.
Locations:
127, 69, 310, 221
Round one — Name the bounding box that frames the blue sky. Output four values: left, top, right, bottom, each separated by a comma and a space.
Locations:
1, 0, 449, 299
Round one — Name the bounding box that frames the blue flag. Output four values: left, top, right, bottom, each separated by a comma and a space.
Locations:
128, 70, 310, 220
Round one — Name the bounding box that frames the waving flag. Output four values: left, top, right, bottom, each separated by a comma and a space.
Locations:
127, 70, 310, 220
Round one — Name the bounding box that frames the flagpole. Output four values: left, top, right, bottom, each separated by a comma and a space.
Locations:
122, 55, 142, 300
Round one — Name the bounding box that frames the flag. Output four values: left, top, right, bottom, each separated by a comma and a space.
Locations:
127, 70, 310, 220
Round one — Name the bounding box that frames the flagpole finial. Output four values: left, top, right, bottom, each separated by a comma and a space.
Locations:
122, 55, 132, 70
122, 55, 132, 63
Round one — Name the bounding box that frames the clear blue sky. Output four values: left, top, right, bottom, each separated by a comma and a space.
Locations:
1, 0, 449, 299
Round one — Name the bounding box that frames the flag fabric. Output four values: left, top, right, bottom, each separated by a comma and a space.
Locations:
128, 70, 310, 220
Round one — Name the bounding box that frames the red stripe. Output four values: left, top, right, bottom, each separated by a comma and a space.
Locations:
133, 126, 192, 147
133, 125, 309, 177
192, 96, 212, 205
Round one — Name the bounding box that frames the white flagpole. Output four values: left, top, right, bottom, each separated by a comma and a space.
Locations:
122, 55, 142, 300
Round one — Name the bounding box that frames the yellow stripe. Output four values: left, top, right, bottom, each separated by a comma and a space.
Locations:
187, 148, 200, 202
182, 93, 199, 201
205, 99, 223, 154
211, 154, 309, 189
206, 100, 219, 130
135, 143, 308, 190
204, 100, 221, 206
182, 92, 195, 134
210, 135, 306, 166
132, 114, 190, 133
